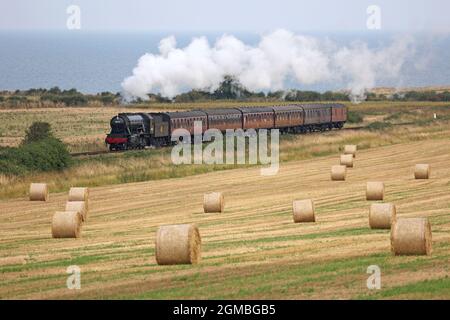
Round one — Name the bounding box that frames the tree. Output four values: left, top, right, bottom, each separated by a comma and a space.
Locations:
22, 122, 53, 144
48, 86, 61, 94
213, 75, 251, 99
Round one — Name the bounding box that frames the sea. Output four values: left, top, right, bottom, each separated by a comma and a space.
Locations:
0, 30, 449, 94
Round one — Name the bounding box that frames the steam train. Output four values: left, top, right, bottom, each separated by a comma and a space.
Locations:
105, 104, 347, 150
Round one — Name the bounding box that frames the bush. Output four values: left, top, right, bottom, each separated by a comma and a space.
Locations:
0, 138, 71, 175
23, 122, 52, 144
366, 121, 392, 131
100, 95, 115, 105
0, 158, 28, 175
40, 93, 88, 106
6, 95, 28, 105
347, 111, 364, 123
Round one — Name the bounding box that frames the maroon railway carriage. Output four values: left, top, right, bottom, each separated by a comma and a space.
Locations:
200, 108, 242, 131
331, 103, 347, 128
163, 111, 208, 136
272, 105, 305, 131
302, 104, 332, 130
237, 107, 275, 130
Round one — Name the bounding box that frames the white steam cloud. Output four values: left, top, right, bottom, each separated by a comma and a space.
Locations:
122, 29, 414, 103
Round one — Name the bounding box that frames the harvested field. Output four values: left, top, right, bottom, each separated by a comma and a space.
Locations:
1, 139, 450, 299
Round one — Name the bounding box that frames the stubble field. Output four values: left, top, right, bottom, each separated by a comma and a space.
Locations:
1, 137, 450, 299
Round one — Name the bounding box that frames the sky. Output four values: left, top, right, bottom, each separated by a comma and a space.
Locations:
1, 0, 450, 33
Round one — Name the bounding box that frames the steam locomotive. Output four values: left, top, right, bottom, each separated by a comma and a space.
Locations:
105, 104, 347, 150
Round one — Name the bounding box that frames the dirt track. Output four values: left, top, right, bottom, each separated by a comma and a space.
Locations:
1, 139, 450, 299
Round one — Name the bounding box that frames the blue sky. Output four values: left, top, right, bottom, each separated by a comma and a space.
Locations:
1, 0, 449, 33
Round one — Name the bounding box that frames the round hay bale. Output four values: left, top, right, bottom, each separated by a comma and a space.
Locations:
51, 211, 82, 238
391, 218, 432, 256
340, 154, 354, 168
344, 145, 357, 158
366, 182, 384, 200
414, 164, 430, 179
292, 199, 315, 223
203, 192, 224, 213
29, 183, 48, 201
68, 187, 89, 210
331, 165, 346, 181
155, 224, 201, 265
65, 201, 87, 222
369, 203, 396, 229
68, 187, 89, 201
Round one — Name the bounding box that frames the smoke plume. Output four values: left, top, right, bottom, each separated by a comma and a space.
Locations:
122, 29, 414, 103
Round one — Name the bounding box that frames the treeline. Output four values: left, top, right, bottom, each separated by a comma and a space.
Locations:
0, 87, 120, 107
2, 77, 450, 108
390, 91, 450, 102
153, 76, 351, 103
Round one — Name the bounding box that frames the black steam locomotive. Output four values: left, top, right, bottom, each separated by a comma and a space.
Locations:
105, 104, 347, 150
